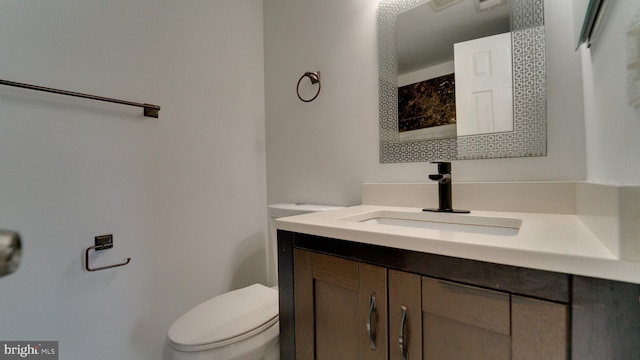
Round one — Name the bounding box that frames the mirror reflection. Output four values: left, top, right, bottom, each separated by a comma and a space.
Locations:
378, 0, 547, 163
396, 0, 511, 141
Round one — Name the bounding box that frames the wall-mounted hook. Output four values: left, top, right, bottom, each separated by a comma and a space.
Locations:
85, 234, 131, 272
296, 71, 321, 102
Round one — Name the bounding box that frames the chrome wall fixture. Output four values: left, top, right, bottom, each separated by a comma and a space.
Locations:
0, 78, 161, 118
296, 71, 321, 102
0, 229, 21, 278
85, 234, 131, 272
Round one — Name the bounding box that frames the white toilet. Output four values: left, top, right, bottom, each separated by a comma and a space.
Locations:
164, 203, 343, 360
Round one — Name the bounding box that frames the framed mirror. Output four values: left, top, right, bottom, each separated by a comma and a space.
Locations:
378, 0, 547, 163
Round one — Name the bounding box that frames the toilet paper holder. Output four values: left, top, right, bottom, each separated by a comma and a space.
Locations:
85, 234, 131, 272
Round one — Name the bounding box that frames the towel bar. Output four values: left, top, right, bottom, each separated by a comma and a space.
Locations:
0, 78, 160, 118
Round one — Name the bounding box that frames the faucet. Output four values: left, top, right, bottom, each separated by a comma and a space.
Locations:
423, 162, 469, 213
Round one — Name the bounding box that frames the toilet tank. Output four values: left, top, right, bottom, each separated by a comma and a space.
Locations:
266, 203, 343, 286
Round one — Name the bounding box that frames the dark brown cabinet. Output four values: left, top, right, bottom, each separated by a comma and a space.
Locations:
294, 249, 388, 360
388, 270, 421, 360
419, 277, 568, 360
294, 250, 568, 360
420, 276, 513, 360
278, 230, 640, 360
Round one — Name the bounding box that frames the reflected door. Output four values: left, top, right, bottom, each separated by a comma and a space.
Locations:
454, 32, 513, 136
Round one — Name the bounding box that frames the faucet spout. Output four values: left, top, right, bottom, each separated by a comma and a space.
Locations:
423, 162, 469, 213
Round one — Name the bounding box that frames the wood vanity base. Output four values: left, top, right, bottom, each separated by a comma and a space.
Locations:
277, 230, 640, 360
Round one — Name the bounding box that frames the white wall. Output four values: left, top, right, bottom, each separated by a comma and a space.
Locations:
265, 0, 586, 207
581, 1, 640, 185
0, 1, 266, 359
265, 0, 381, 206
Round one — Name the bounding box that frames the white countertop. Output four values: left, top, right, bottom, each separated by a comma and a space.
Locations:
276, 205, 640, 285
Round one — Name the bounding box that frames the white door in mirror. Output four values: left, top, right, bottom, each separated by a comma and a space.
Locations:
454, 32, 513, 136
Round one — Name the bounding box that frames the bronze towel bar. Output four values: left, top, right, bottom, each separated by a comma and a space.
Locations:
0, 78, 160, 118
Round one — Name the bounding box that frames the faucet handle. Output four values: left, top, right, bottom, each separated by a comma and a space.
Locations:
428, 173, 451, 184
430, 161, 451, 174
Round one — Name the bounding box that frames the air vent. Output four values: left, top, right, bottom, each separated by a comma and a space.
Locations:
474, 0, 507, 13
428, 0, 464, 12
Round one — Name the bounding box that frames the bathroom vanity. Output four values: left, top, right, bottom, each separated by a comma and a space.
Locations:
275, 202, 640, 360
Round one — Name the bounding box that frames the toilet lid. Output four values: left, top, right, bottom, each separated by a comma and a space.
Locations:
167, 283, 279, 351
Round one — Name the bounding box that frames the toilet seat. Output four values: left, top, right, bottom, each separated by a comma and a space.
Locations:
167, 284, 279, 352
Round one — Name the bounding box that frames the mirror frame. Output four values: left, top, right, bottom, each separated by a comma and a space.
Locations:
378, 0, 547, 163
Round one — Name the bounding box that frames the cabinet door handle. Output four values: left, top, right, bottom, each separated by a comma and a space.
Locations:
367, 295, 377, 350
399, 305, 408, 360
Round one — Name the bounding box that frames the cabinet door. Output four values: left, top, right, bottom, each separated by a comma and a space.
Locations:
421, 277, 511, 360
294, 249, 388, 360
389, 269, 422, 360
512, 295, 568, 360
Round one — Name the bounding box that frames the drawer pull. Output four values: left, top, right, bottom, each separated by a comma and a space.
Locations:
367, 295, 377, 350
399, 305, 408, 360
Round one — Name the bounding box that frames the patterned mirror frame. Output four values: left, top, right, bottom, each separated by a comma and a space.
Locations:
378, 0, 546, 163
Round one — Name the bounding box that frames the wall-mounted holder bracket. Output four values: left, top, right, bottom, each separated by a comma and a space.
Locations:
85, 234, 131, 272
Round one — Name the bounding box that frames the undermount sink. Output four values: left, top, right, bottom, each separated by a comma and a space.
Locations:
340, 210, 522, 236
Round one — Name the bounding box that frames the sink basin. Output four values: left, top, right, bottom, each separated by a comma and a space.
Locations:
340, 210, 522, 236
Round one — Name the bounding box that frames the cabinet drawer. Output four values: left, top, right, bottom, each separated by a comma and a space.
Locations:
422, 277, 510, 335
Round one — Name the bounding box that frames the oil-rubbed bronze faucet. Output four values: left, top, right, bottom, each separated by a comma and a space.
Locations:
423, 162, 469, 213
